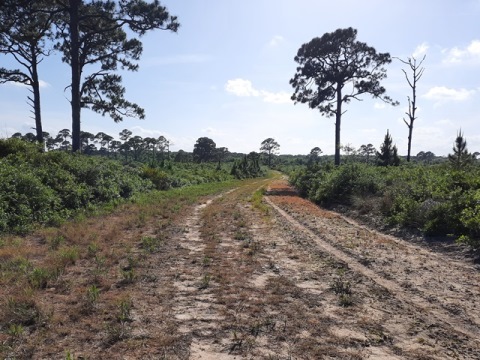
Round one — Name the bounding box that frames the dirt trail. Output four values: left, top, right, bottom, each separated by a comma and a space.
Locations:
6, 177, 480, 359
170, 178, 480, 359
265, 195, 480, 343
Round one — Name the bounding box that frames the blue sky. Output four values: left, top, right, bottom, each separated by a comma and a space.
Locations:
1, 0, 479, 155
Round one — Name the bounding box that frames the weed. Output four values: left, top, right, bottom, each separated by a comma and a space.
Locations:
202, 256, 212, 267
199, 274, 211, 289
28, 267, 51, 289
338, 293, 353, 307
48, 235, 65, 250
141, 235, 161, 253
65, 351, 75, 360
331, 276, 353, 307
87, 242, 99, 257
6, 296, 42, 326
120, 267, 136, 284
234, 231, 248, 241
7, 324, 24, 337
117, 297, 132, 323
251, 187, 269, 214
86, 284, 100, 306
58, 246, 79, 266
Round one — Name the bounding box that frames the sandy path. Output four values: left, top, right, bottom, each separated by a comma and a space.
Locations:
265, 195, 480, 343
167, 179, 480, 359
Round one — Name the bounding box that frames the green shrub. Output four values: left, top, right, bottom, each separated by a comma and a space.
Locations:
290, 161, 480, 249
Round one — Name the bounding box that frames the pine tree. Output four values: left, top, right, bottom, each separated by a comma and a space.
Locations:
377, 130, 400, 166
448, 130, 474, 169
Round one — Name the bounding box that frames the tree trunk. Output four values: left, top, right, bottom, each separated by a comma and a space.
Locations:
407, 123, 413, 162
69, 0, 82, 152
30, 49, 43, 146
334, 87, 342, 166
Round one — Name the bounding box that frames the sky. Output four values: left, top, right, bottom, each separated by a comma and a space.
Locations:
0, 0, 479, 156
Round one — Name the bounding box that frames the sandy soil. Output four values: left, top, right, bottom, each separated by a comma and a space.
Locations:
3, 177, 480, 359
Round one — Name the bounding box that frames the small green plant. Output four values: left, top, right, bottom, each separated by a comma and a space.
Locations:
58, 247, 79, 266
28, 267, 51, 289
49, 235, 65, 250
7, 324, 24, 337
117, 297, 132, 323
202, 256, 212, 267
234, 230, 248, 240
141, 235, 161, 253
86, 284, 100, 305
65, 351, 75, 360
199, 274, 211, 289
331, 276, 353, 307
120, 267, 136, 283
87, 242, 99, 257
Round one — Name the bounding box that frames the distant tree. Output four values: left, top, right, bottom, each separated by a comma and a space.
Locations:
377, 130, 400, 166
80, 131, 95, 152
260, 138, 280, 167
416, 150, 435, 164
110, 140, 122, 158
144, 137, 158, 162
341, 143, 357, 160
157, 135, 170, 160
397, 55, 426, 162
23, 132, 37, 143
215, 147, 229, 167
128, 135, 144, 161
119, 129, 132, 142
448, 130, 474, 169
308, 147, 322, 165
11, 132, 23, 139
95, 132, 113, 153
0, 0, 56, 144
174, 149, 190, 163
56, 128, 71, 150
358, 144, 376, 164
193, 137, 216, 163
290, 27, 397, 166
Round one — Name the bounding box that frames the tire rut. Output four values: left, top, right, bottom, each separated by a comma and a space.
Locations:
265, 195, 480, 345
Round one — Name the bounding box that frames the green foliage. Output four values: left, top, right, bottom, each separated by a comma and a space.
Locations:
0, 138, 265, 235
290, 161, 480, 249
231, 153, 265, 179
376, 130, 400, 166
0, 138, 151, 234
448, 130, 474, 170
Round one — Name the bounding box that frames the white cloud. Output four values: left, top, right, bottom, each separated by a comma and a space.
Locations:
412, 42, 429, 58
7, 80, 50, 88
424, 86, 475, 102
374, 102, 386, 109
268, 35, 285, 47
442, 40, 480, 64
225, 79, 260, 97
225, 78, 291, 104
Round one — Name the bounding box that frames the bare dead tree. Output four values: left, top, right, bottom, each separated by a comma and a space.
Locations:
397, 54, 426, 162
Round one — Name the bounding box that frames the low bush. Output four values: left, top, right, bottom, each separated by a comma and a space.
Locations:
290, 161, 480, 249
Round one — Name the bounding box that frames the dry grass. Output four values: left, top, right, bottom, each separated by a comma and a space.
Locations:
1, 175, 479, 358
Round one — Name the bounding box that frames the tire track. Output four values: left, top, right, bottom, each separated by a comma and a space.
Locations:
265, 196, 480, 344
